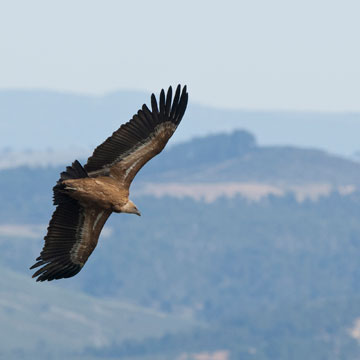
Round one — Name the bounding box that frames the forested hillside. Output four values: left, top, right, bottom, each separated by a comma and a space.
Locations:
2, 131, 360, 359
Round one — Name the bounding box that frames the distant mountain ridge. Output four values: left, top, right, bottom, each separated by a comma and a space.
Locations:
1, 130, 360, 224
1, 89, 360, 158
137, 130, 360, 186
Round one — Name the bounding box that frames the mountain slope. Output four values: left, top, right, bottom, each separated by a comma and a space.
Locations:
0, 267, 196, 359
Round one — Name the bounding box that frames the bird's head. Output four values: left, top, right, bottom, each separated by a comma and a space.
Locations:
116, 200, 141, 216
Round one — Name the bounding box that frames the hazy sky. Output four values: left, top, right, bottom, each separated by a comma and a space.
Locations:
1, 0, 359, 111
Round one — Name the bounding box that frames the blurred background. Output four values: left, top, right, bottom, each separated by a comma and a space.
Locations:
1, 1, 360, 359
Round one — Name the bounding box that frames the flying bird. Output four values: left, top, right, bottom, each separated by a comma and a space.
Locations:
30, 85, 188, 281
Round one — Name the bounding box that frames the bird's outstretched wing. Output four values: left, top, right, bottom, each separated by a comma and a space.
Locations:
84, 85, 188, 187
30, 161, 112, 281
31, 200, 111, 281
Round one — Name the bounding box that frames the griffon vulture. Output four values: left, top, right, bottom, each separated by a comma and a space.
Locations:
30, 85, 188, 281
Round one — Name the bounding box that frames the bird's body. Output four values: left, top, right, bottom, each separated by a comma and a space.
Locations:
62, 176, 130, 212
31, 85, 188, 281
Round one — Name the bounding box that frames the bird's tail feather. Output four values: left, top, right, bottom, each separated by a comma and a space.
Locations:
60, 160, 88, 180
53, 160, 88, 205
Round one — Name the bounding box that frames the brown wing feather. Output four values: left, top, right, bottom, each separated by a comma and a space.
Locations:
84, 85, 188, 187
30, 198, 111, 282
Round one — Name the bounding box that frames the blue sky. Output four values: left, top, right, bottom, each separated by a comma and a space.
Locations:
1, 0, 359, 112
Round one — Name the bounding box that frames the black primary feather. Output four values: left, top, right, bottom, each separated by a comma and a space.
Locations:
84, 85, 188, 174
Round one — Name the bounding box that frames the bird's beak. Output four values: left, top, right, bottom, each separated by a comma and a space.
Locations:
136, 210, 141, 216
